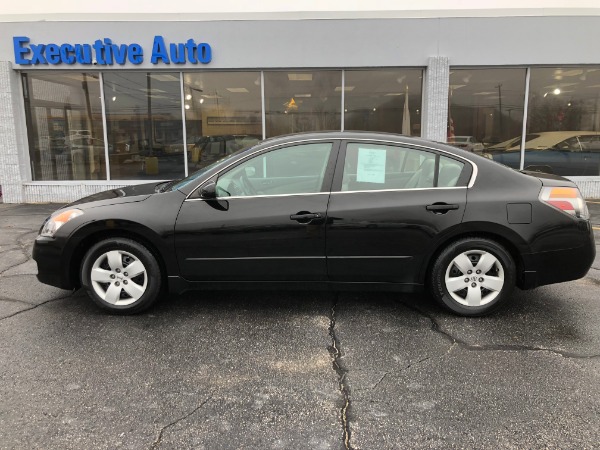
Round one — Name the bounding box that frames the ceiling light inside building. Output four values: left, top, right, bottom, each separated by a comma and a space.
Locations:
334, 86, 355, 92
288, 73, 313, 81
226, 88, 249, 93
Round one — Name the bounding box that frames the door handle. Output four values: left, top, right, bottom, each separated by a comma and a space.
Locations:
290, 212, 322, 223
426, 203, 459, 214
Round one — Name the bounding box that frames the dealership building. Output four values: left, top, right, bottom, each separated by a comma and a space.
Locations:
1, 3, 600, 203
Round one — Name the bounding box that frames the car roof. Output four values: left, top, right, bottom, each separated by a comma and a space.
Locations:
255, 131, 451, 150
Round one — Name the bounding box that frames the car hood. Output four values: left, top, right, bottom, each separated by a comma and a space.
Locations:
65, 182, 161, 209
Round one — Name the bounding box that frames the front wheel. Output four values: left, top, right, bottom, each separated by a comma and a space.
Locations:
430, 238, 516, 316
81, 237, 162, 314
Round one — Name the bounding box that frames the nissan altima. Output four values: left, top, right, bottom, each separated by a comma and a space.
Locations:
33, 132, 595, 316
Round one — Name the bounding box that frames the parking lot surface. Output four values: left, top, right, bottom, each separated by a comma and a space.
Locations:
0, 202, 599, 449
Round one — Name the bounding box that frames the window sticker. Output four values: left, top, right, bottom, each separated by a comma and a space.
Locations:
356, 148, 387, 183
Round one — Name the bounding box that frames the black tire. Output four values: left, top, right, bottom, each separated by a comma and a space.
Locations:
430, 237, 516, 316
80, 237, 162, 314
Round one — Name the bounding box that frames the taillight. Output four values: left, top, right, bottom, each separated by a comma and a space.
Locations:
540, 187, 590, 220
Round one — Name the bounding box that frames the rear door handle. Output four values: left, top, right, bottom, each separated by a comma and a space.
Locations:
426, 203, 459, 214
290, 212, 322, 223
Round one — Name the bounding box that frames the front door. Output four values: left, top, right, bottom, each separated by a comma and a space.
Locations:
326, 141, 469, 284
174, 141, 338, 282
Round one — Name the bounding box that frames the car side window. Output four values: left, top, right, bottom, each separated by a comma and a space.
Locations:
556, 137, 581, 152
578, 135, 600, 152
341, 143, 465, 191
216, 142, 333, 197
438, 155, 466, 187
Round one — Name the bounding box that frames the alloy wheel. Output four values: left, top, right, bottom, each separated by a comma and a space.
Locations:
90, 250, 148, 306
444, 250, 505, 307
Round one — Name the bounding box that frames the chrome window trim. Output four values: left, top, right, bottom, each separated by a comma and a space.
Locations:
185, 138, 336, 200
342, 138, 478, 188
185, 137, 479, 201
185, 191, 330, 202
186, 186, 465, 202
332, 186, 466, 195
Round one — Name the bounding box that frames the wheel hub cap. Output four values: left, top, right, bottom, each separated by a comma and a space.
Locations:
444, 250, 505, 307
90, 250, 148, 306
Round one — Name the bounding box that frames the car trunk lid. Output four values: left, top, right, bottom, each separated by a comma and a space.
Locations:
520, 170, 577, 187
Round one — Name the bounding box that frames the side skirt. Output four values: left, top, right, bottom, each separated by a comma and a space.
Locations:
167, 276, 423, 295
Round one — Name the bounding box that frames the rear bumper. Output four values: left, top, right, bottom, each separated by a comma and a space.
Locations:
520, 221, 596, 289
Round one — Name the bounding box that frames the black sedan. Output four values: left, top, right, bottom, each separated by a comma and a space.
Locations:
33, 132, 596, 316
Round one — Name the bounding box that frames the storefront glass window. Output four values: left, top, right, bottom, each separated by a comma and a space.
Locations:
448, 69, 527, 165
524, 67, 600, 176
103, 72, 184, 180
264, 71, 341, 138
23, 73, 105, 181
344, 69, 423, 136
183, 72, 262, 170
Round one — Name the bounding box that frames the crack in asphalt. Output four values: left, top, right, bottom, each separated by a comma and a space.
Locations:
327, 295, 353, 450
150, 395, 212, 449
400, 302, 600, 359
0, 296, 37, 305
0, 229, 37, 276
0, 294, 74, 321
371, 356, 432, 391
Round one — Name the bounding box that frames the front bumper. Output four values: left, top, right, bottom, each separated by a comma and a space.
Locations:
32, 235, 75, 290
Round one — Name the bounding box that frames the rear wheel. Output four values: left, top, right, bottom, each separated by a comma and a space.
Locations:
81, 238, 162, 314
430, 238, 516, 316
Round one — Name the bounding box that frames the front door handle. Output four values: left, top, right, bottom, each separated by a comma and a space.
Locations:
290, 212, 322, 224
426, 203, 459, 214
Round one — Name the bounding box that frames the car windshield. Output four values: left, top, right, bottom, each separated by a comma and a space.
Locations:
165, 146, 251, 192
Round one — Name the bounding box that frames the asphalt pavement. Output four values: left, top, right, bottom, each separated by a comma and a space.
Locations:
0, 201, 599, 449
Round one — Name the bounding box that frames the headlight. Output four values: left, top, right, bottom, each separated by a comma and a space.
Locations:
40, 209, 84, 237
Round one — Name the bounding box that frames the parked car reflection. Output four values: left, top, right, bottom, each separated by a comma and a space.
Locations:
485, 131, 600, 176
448, 136, 485, 153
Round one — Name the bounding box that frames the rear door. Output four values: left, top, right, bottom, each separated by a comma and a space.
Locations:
326, 140, 470, 283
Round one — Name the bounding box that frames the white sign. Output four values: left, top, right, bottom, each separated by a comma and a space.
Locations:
356, 148, 386, 183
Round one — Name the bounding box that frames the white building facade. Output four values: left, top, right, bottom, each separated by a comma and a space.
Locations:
1, 4, 600, 202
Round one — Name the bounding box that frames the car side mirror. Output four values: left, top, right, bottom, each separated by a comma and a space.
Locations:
199, 181, 217, 199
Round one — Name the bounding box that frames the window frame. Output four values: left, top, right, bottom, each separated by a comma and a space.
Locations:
331, 139, 473, 193
211, 139, 341, 199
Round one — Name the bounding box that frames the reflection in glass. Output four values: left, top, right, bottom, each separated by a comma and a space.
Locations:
23, 72, 106, 181
523, 67, 600, 176
103, 72, 184, 180
217, 143, 333, 197
344, 69, 423, 136
183, 72, 262, 171
264, 71, 341, 137
448, 69, 526, 159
